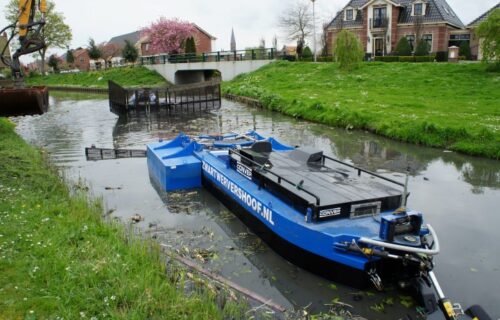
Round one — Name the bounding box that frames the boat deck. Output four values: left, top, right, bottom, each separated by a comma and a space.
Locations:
237, 145, 403, 220
267, 150, 402, 205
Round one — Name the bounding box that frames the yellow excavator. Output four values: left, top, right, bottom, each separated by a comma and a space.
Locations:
0, 0, 49, 117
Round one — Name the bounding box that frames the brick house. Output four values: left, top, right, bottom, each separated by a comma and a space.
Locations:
108, 24, 216, 58
73, 48, 90, 71
325, 0, 465, 57
467, 2, 500, 60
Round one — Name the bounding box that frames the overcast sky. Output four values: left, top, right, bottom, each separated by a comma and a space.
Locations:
1, 0, 498, 57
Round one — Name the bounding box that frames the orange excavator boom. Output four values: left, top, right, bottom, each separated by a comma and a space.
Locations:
0, 0, 49, 117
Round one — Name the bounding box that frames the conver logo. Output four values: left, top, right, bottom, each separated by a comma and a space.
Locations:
236, 162, 252, 180
319, 207, 341, 218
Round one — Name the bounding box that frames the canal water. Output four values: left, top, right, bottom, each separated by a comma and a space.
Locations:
14, 93, 500, 319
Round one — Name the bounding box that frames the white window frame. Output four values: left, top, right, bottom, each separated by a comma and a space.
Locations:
422, 33, 433, 52
344, 7, 356, 21
411, 1, 426, 16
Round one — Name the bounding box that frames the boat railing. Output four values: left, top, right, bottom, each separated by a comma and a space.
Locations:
321, 155, 404, 187
229, 149, 321, 206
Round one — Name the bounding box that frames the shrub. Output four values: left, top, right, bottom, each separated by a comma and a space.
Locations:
317, 55, 334, 62
87, 38, 101, 60
374, 56, 399, 62
28, 70, 39, 78
459, 41, 472, 60
184, 37, 197, 55
301, 46, 313, 61
414, 56, 434, 62
333, 30, 364, 70
281, 55, 296, 62
414, 40, 430, 56
435, 51, 448, 62
395, 37, 412, 56
48, 54, 60, 73
400, 56, 415, 62
122, 40, 139, 63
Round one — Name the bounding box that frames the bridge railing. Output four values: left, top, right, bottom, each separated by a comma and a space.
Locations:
140, 48, 277, 65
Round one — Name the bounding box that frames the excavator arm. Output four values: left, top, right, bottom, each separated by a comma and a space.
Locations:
11, 0, 47, 84
0, 0, 49, 117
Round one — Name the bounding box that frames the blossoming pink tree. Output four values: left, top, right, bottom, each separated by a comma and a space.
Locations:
141, 17, 196, 54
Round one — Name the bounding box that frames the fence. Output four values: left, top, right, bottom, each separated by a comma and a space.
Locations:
140, 48, 276, 65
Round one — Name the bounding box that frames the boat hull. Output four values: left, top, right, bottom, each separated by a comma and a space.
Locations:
202, 175, 371, 288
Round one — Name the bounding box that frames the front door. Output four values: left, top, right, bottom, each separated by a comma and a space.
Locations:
374, 38, 384, 56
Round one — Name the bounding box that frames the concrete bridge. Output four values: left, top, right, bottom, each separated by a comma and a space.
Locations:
141, 49, 276, 84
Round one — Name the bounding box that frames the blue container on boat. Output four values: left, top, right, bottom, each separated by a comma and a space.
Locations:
147, 135, 202, 191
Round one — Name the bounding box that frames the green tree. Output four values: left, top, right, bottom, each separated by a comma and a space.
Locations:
87, 38, 101, 60
66, 49, 74, 65
122, 40, 138, 63
4, 0, 72, 76
459, 41, 471, 60
476, 8, 500, 68
333, 30, 364, 70
302, 46, 313, 61
184, 37, 196, 54
414, 40, 429, 56
395, 37, 412, 56
48, 54, 59, 73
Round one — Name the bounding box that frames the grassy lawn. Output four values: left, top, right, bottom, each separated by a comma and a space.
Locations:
0, 118, 241, 319
223, 61, 500, 159
26, 66, 168, 88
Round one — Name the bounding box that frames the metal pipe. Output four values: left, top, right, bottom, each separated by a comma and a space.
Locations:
429, 270, 445, 299
358, 224, 440, 255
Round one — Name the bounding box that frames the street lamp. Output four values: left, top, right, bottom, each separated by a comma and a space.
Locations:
311, 0, 317, 62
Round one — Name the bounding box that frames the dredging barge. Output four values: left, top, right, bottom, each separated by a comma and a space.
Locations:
144, 132, 489, 320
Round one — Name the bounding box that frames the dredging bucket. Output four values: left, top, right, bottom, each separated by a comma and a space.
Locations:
0, 85, 49, 117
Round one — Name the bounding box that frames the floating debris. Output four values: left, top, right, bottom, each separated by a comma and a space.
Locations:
105, 186, 123, 190
131, 214, 144, 223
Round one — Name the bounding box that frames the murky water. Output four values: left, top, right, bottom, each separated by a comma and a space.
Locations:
14, 93, 500, 319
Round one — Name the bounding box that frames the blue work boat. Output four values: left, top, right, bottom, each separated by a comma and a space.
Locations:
146, 132, 488, 320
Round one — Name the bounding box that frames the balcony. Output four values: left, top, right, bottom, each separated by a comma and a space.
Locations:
370, 17, 388, 29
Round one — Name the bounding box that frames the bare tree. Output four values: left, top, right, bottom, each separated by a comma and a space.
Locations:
413, 15, 424, 46
335, 11, 345, 30
278, 1, 313, 47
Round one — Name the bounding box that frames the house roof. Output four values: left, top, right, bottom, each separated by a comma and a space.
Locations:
73, 48, 88, 58
192, 24, 217, 40
108, 31, 141, 47
327, 0, 464, 29
109, 24, 216, 47
467, 2, 500, 27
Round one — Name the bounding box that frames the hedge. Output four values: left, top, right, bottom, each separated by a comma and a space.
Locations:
374, 55, 435, 63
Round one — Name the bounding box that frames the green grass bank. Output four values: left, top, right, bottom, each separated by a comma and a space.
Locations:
0, 118, 241, 319
223, 61, 500, 159
26, 66, 168, 88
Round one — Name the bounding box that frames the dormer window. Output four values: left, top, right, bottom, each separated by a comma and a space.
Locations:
345, 9, 354, 21
414, 3, 422, 15
412, 1, 426, 16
